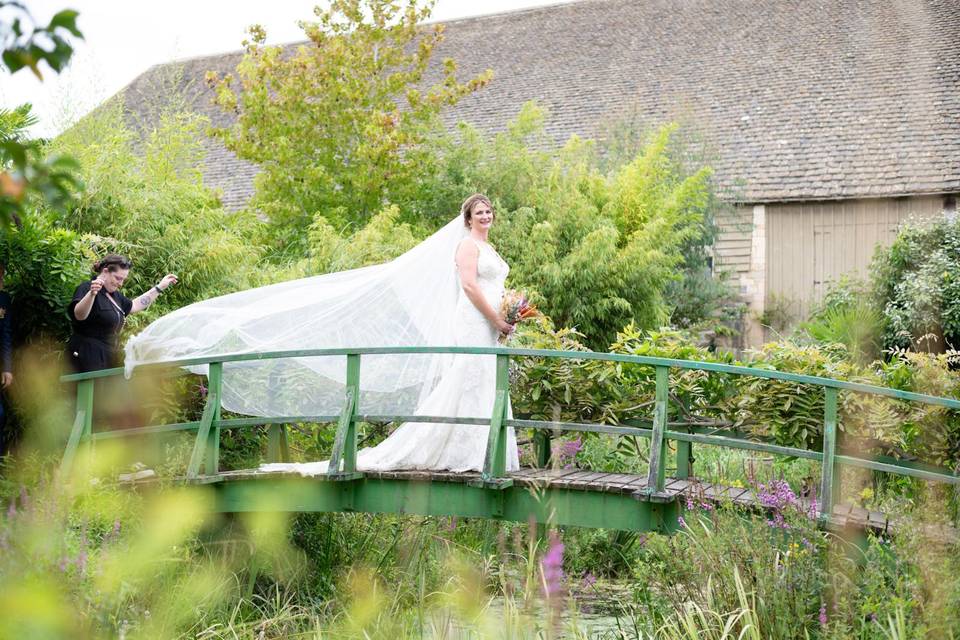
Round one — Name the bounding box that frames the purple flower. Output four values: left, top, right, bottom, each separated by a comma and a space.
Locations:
819, 603, 828, 626
541, 532, 565, 598
555, 437, 582, 467
75, 550, 88, 574
678, 516, 687, 528
446, 516, 458, 531
581, 572, 597, 589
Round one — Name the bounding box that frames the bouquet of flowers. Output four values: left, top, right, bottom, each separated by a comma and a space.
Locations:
499, 289, 540, 341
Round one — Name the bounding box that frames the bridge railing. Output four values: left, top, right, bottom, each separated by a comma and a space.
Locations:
59, 346, 960, 519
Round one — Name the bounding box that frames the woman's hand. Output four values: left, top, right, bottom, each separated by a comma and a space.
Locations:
158, 274, 179, 291
497, 318, 516, 335
89, 278, 103, 295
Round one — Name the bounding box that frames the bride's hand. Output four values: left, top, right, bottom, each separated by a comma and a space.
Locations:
497, 319, 516, 335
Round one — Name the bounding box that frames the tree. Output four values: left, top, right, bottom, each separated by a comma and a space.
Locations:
0, 1, 84, 226
208, 0, 492, 255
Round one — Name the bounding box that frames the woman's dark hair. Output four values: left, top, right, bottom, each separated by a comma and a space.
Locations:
93, 254, 132, 273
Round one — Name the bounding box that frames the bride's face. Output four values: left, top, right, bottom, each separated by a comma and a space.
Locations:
470, 201, 494, 231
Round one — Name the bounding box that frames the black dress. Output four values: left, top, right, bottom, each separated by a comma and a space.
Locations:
66, 280, 133, 373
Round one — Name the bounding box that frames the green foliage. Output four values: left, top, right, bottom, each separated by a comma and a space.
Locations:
45, 98, 261, 335
632, 506, 960, 640
210, 0, 491, 255
1, 103, 82, 227
0, 2, 82, 78
457, 108, 731, 348
871, 216, 960, 351
512, 322, 960, 469
801, 277, 882, 365
1, 3, 84, 227
304, 204, 420, 274
0, 211, 87, 342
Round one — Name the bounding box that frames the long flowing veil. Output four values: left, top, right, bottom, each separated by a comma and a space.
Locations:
124, 215, 469, 417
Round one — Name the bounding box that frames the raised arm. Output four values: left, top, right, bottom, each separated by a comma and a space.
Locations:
455, 240, 514, 335
130, 274, 178, 314
72, 280, 101, 321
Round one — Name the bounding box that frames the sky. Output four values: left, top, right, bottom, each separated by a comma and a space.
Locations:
1, 0, 569, 137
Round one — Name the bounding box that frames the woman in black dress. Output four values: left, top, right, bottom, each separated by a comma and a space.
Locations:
67, 254, 178, 373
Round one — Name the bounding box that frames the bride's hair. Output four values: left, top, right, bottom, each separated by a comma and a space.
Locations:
460, 193, 493, 228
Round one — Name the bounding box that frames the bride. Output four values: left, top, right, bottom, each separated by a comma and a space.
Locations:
124, 194, 520, 474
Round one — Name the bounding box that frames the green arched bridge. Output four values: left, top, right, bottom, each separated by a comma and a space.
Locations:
59, 347, 960, 539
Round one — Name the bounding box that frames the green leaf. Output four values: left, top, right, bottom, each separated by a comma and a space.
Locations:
47, 9, 83, 38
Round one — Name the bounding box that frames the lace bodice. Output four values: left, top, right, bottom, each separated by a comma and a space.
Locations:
455, 238, 509, 330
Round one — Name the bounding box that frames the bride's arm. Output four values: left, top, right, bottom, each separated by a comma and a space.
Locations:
455, 240, 514, 335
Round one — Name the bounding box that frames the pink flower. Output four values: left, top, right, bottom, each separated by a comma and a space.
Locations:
541, 532, 565, 598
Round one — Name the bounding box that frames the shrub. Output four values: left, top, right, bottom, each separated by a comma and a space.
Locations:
871, 216, 960, 351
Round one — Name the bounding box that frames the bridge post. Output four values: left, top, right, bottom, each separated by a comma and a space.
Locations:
328, 353, 362, 479
480, 354, 512, 486
645, 365, 670, 493
535, 430, 552, 468
675, 428, 693, 480
204, 362, 222, 475
187, 362, 221, 479
266, 424, 290, 463
819, 386, 839, 524
60, 378, 94, 477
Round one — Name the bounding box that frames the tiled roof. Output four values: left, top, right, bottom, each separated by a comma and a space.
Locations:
118, 0, 960, 209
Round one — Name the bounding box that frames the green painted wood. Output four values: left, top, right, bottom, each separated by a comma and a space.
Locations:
675, 427, 693, 480
61, 346, 960, 412
535, 431, 551, 468
59, 409, 87, 477
327, 389, 356, 477
358, 415, 490, 426
186, 368, 220, 479
205, 362, 223, 475
58, 345, 960, 509
509, 419, 652, 438
819, 387, 839, 520
663, 430, 822, 461
495, 354, 510, 475
481, 390, 509, 483
835, 454, 960, 485
343, 354, 360, 473
267, 425, 288, 462
78, 378, 94, 440
91, 421, 201, 440
645, 366, 670, 493
217, 416, 340, 428
60, 379, 95, 477
213, 475, 681, 533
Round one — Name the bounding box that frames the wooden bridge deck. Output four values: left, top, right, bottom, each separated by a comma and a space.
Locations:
206, 467, 957, 541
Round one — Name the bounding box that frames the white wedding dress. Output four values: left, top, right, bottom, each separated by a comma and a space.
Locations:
261, 237, 520, 475
124, 215, 520, 475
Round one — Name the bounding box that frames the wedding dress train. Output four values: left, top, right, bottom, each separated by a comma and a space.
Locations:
264, 238, 520, 474
124, 215, 520, 474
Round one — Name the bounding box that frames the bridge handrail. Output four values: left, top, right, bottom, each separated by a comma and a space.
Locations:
58, 345, 960, 520
59, 345, 960, 410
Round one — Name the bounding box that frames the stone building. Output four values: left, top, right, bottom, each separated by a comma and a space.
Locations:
118, 0, 960, 344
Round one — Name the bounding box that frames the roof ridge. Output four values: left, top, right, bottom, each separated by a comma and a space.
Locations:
136, 0, 595, 72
